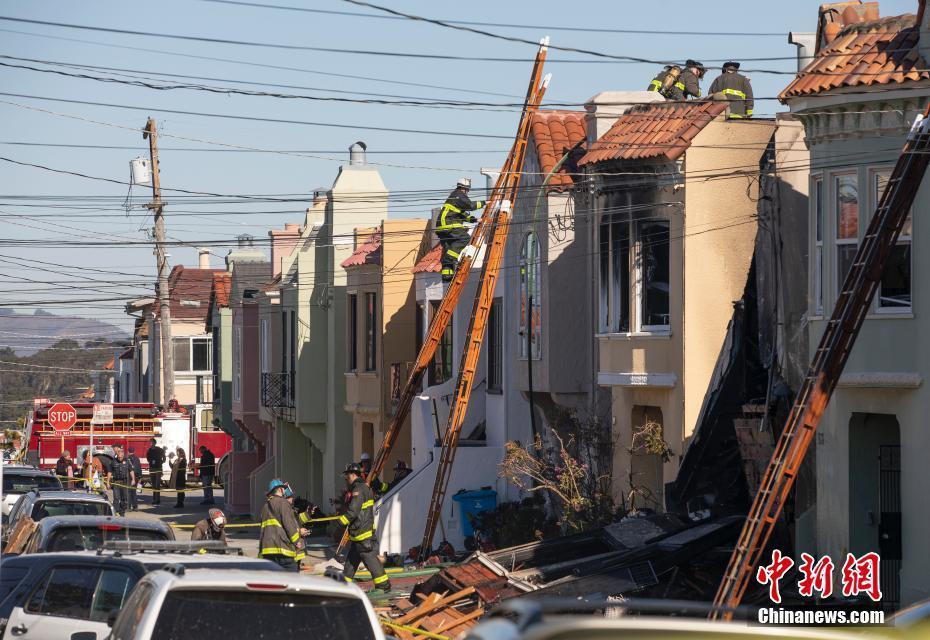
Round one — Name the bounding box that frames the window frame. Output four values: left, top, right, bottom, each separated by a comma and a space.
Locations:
812, 174, 824, 316
364, 292, 377, 372
259, 318, 269, 375
518, 232, 541, 360
869, 166, 913, 315
232, 325, 241, 402
25, 565, 101, 621
598, 200, 671, 335
487, 298, 503, 393
172, 336, 213, 374
428, 300, 453, 386
833, 171, 860, 305
347, 293, 358, 372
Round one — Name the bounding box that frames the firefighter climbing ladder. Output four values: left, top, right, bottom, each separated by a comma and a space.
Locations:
340, 40, 550, 555
419, 44, 550, 558
711, 103, 930, 619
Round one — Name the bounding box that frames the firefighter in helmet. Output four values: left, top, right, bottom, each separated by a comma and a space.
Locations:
435, 178, 485, 283
709, 61, 754, 118
339, 462, 391, 593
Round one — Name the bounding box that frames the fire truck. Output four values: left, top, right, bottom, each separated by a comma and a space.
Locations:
25, 402, 231, 481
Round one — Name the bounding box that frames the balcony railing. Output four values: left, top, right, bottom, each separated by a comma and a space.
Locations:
261, 372, 295, 419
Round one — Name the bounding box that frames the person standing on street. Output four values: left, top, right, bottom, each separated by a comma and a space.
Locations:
55, 450, 75, 487
172, 448, 187, 509
127, 447, 143, 511
198, 445, 216, 505
146, 438, 165, 505
339, 463, 391, 594
192, 508, 228, 544
259, 479, 304, 571
108, 445, 135, 517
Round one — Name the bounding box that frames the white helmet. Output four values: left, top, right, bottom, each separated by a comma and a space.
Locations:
360, 452, 372, 462
456, 177, 472, 189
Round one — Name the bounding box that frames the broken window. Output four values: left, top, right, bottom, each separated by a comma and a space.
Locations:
872, 169, 912, 311
813, 176, 824, 315
835, 173, 859, 299
519, 232, 541, 359
598, 198, 669, 333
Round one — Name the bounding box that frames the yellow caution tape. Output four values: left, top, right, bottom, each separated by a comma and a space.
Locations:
170, 523, 261, 529
381, 620, 451, 640
53, 474, 203, 494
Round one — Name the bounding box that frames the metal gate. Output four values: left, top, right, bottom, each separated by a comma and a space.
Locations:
879, 445, 901, 611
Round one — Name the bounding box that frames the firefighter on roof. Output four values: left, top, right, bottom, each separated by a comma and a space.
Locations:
436, 178, 485, 283
709, 61, 754, 118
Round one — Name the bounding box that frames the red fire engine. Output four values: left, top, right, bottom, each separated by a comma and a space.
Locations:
26, 402, 231, 480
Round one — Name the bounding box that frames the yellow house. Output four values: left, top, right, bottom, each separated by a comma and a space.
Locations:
341, 219, 430, 472
578, 95, 776, 511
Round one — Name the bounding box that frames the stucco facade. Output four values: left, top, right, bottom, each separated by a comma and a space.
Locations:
581, 96, 776, 512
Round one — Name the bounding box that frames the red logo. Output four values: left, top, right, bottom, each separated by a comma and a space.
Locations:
798, 553, 835, 598
841, 552, 882, 602
47, 403, 77, 432
756, 549, 795, 604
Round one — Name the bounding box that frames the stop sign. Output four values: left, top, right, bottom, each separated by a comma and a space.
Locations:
47, 402, 78, 432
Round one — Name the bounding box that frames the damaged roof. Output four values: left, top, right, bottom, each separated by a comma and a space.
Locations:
341, 231, 383, 268
412, 243, 442, 274
529, 110, 586, 191
578, 101, 729, 165
781, 12, 929, 98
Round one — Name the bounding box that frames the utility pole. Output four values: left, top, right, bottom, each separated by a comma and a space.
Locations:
143, 118, 174, 405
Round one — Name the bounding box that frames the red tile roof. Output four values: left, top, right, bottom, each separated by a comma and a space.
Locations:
411, 243, 442, 274
212, 272, 232, 308
168, 265, 223, 320
341, 232, 382, 268
578, 101, 729, 166
529, 110, 586, 190
781, 13, 928, 98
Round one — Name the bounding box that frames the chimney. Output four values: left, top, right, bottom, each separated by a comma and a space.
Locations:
920, 0, 930, 66
788, 32, 816, 72
268, 224, 302, 278
584, 91, 665, 144
237, 234, 254, 248
198, 248, 211, 269
349, 141, 367, 166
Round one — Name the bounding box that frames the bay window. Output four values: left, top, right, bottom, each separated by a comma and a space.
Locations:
835, 173, 859, 295
872, 169, 912, 311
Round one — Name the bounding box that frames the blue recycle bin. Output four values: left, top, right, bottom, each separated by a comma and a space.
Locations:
452, 489, 497, 538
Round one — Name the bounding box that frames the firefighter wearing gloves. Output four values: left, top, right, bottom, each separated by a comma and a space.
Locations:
259, 478, 304, 572
339, 463, 391, 593
436, 178, 485, 283
192, 508, 228, 544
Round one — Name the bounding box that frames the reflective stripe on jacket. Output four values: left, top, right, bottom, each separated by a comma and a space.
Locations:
259, 494, 301, 558
709, 71, 754, 117
338, 478, 377, 542
436, 187, 484, 231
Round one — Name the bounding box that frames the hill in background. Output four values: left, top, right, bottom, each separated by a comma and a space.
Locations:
0, 309, 127, 356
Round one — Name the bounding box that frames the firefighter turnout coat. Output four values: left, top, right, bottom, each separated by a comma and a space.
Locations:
436, 187, 485, 232
709, 71, 754, 118
668, 69, 702, 101
259, 494, 302, 559
338, 477, 377, 543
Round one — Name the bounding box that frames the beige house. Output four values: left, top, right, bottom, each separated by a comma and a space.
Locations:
578, 94, 776, 511
341, 219, 430, 470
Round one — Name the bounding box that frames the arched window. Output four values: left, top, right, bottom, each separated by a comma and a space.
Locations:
519, 232, 541, 359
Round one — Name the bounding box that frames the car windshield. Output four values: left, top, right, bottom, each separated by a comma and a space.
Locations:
46, 526, 170, 551
3, 475, 62, 494
152, 591, 376, 640
32, 500, 110, 521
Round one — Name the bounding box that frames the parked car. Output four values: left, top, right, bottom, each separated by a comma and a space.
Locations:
14, 516, 175, 554
0, 548, 282, 640
3, 491, 113, 550
2, 468, 62, 521
108, 568, 384, 640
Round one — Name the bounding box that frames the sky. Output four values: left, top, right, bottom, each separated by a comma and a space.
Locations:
0, 0, 920, 333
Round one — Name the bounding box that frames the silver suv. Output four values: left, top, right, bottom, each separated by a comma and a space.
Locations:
108, 568, 385, 640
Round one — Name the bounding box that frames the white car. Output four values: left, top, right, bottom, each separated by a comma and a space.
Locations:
1, 467, 62, 520
108, 568, 385, 640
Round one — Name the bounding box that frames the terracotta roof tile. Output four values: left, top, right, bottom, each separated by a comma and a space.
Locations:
341, 231, 382, 268
168, 265, 223, 320
578, 101, 728, 166
411, 243, 442, 274
780, 14, 928, 99
529, 110, 586, 191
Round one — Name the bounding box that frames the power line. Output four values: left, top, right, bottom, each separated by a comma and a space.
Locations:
196, 0, 789, 37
